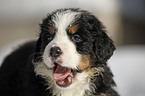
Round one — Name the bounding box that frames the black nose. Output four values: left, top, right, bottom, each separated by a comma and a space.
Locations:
50, 47, 62, 57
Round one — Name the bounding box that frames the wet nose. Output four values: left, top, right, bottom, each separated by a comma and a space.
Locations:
50, 47, 62, 58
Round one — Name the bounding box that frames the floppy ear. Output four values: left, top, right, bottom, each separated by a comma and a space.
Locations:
94, 31, 115, 63
93, 25, 115, 63
85, 15, 116, 64
80, 13, 115, 63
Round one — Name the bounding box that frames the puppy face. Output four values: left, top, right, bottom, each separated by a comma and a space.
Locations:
34, 8, 115, 89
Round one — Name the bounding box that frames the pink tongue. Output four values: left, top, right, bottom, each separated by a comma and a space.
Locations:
53, 65, 71, 80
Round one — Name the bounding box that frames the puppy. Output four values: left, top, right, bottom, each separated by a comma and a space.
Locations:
0, 8, 119, 96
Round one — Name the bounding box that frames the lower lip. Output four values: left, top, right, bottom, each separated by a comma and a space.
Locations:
56, 75, 73, 87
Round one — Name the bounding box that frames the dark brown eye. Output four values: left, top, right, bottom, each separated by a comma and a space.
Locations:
47, 35, 52, 41
72, 35, 82, 42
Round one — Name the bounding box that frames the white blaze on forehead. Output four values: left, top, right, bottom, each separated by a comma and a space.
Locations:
43, 11, 81, 69
52, 10, 79, 31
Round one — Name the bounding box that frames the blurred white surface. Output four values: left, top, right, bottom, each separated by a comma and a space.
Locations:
108, 45, 145, 96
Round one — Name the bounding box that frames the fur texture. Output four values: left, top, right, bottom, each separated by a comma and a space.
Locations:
0, 8, 119, 96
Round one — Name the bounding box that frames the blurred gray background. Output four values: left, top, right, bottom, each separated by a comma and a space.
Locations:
0, 0, 145, 96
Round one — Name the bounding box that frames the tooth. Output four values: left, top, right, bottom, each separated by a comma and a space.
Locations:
67, 76, 72, 82
69, 73, 73, 77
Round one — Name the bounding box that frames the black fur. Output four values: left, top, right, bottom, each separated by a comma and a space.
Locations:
0, 8, 119, 96
0, 42, 48, 96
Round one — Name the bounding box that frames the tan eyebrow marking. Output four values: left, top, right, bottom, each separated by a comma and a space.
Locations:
68, 24, 79, 34
49, 26, 55, 34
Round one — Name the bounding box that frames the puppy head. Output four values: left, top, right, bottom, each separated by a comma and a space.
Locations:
34, 8, 115, 88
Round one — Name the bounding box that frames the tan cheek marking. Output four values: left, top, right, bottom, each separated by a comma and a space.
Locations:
78, 55, 90, 70
69, 25, 79, 34
49, 26, 55, 35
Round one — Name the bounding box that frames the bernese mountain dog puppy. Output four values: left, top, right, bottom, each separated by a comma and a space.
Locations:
0, 8, 119, 96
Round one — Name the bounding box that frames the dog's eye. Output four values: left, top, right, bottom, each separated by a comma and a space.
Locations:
47, 35, 52, 41
72, 35, 82, 42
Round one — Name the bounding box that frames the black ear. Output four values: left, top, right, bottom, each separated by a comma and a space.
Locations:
79, 13, 115, 63
93, 25, 115, 63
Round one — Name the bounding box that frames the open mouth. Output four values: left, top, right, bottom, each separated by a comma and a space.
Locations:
53, 63, 77, 87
